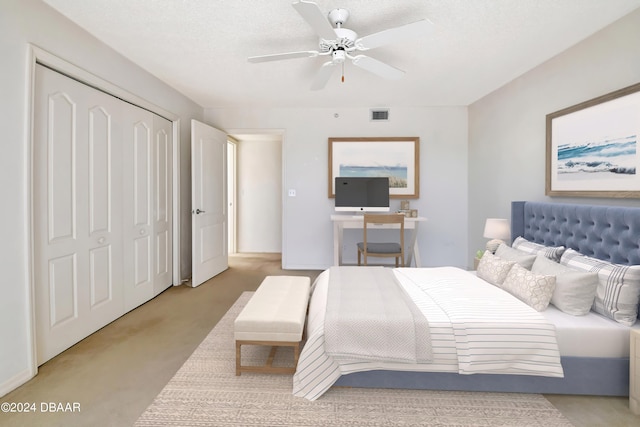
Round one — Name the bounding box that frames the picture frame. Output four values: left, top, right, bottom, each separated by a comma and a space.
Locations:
546, 82, 640, 198
328, 137, 420, 198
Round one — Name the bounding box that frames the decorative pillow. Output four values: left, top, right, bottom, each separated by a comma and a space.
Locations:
500, 263, 556, 311
476, 250, 516, 286
495, 244, 537, 269
531, 254, 598, 316
560, 248, 640, 326
512, 236, 565, 262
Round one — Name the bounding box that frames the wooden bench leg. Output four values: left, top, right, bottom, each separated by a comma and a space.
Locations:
293, 342, 300, 368
235, 340, 300, 375
266, 346, 278, 368
236, 341, 242, 376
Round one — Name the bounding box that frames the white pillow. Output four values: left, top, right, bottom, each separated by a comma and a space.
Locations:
500, 263, 556, 311
512, 236, 565, 262
560, 248, 640, 326
495, 244, 536, 269
476, 250, 515, 286
531, 254, 598, 316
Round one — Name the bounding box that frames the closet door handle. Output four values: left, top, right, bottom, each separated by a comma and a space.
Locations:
194, 209, 206, 214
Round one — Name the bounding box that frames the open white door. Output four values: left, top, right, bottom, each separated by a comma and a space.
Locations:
191, 120, 228, 287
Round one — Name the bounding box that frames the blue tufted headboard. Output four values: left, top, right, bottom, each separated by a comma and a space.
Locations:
511, 201, 640, 266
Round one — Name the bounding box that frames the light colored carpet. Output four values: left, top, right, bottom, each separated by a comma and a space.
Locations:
136, 292, 574, 427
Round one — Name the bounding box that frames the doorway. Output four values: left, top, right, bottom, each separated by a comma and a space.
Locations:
227, 132, 283, 255
227, 138, 237, 254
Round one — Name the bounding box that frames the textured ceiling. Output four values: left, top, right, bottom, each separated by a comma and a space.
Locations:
42, 0, 640, 109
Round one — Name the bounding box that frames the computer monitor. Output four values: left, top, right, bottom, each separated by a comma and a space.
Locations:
334, 177, 390, 213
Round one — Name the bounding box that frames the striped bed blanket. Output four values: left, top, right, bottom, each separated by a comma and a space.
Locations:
293, 267, 563, 401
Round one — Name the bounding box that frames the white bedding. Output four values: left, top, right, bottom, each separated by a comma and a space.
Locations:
542, 305, 640, 357
293, 266, 565, 401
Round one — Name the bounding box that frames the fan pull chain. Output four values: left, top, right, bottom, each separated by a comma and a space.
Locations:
341, 62, 345, 83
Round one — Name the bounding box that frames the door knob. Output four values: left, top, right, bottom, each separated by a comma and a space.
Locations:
194, 208, 206, 214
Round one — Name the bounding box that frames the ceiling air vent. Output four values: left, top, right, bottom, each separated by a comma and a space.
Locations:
370, 109, 389, 121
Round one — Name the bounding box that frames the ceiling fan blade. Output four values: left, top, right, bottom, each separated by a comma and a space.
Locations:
356, 19, 434, 50
310, 61, 338, 90
351, 55, 405, 80
248, 51, 319, 63
292, 0, 337, 41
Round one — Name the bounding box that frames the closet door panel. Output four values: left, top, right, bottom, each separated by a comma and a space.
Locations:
123, 107, 155, 311
48, 254, 77, 326
134, 122, 151, 226
88, 107, 111, 234
132, 121, 152, 290
152, 116, 173, 294
84, 88, 123, 321
89, 246, 112, 307
34, 65, 124, 364
47, 92, 76, 242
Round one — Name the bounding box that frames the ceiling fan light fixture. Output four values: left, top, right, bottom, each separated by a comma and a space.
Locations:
332, 50, 346, 63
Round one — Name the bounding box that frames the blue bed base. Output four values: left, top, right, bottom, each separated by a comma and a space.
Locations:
335, 201, 640, 396
335, 357, 629, 395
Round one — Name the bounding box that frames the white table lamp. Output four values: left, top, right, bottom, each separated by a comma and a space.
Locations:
483, 218, 510, 253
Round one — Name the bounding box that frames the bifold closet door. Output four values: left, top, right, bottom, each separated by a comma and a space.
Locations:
33, 65, 125, 364
122, 107, 173, 311
151, 114, 173, 295
33, 64, 173, 364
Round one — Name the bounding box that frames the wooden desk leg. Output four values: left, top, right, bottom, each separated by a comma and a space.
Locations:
412, 243, 422, 267
406, 223, 421, 267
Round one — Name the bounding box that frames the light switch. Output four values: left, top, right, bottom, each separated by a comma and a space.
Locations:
288, 189, 296, 197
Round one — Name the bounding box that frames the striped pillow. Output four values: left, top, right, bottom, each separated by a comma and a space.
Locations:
560, 248, 640, 326
512, 236, 565, 262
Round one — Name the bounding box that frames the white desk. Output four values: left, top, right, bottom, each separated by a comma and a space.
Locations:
331, 214, 427, 267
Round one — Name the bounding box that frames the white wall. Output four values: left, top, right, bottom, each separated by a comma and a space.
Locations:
205, 107, 469, 270
468, 9, 640, 262
0, 0, 203, 396
237, 137, 282, 253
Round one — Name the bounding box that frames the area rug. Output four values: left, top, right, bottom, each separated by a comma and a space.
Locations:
135, 292, 574, 426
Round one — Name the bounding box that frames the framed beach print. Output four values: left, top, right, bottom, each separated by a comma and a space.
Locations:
546, 82, 640, 198
328, 137, 419, 198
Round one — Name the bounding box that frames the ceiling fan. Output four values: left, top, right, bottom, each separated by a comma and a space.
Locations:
248, 0, 434, 90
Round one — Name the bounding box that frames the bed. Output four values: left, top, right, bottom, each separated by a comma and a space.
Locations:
292, 201, 640, 400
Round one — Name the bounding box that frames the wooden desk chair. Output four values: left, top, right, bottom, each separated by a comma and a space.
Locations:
357, 213, 405, 267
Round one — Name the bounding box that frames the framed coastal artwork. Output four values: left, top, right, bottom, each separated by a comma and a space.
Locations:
328, 137, 419, 198
546, 82, 640, 198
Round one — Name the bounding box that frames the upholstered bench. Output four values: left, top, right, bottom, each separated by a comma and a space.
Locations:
234, 275, 310, 375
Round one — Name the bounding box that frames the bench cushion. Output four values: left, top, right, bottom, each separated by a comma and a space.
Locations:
234, 276, 310, 342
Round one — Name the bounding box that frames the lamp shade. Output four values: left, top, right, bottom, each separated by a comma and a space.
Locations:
483, 218, 510, 241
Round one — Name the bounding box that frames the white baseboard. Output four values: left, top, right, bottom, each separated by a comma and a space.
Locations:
0, 367, 35, 398
282, 263, 330, 271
